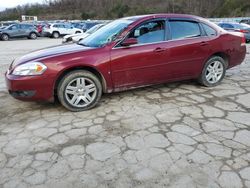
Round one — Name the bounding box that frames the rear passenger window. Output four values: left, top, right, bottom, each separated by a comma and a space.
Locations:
202, 24, 217, 36
169, 21, 201, 40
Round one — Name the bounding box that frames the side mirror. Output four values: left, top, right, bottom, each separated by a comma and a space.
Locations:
121, 38, 138, 46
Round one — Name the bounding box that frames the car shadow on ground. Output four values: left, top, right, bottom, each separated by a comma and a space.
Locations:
28, 79, 201, 112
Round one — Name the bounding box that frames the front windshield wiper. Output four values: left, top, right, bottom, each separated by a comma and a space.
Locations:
77, 42, 90, 47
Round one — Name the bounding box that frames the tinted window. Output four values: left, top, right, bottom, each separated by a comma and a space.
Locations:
169, 21, 201, 40
10, 25, 18, 30
65, 25, 72, 29
129, 20, 165, 44
54, 24, 64, 28
20, 24, 32, 29
202, 23, 217, 36
222, 24, 234, 29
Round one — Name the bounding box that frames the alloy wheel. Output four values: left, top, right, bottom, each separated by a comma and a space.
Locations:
31, 33, 37, 39
2, 34, 9, 41
65, 77, 97, 108
205, 60, 224, 84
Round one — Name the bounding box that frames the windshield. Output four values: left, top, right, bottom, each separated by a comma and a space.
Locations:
79, 19, 132, 47
4, 25, 13, 30
239, 23, 250, 29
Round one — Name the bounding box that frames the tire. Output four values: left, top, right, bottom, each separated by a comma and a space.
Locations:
29, 32, 37, 39
75, 31, 81, 34
52, 31, 60, 38
57, 70, 102, 112
1, 33, 9, 41
198, 56, 226, 87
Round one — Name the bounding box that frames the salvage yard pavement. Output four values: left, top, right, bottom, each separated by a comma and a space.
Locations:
0, 38, 250, 188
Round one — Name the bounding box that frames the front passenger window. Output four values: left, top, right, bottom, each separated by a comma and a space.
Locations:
10, 25, 18, 30
128, 20, 165, 44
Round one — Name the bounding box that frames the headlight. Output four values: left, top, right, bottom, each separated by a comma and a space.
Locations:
12, 62, 47, 76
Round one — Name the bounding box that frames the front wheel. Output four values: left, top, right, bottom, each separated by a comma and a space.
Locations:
52, 32, 60, 38
57, 70, 102, 112
29, 32, 37, 39
1, 34, 9, 41
198, 56, 226, 87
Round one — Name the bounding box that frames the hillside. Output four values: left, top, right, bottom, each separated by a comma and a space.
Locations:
0, 0, 250, 21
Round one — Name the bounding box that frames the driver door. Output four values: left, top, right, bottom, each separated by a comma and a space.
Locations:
110, 19, 171, 89
8, 25, 19, 37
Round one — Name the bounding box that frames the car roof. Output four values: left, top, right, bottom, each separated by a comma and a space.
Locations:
122, 13, 203, 21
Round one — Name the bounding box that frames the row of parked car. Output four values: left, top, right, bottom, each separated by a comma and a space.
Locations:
217, 21, 250, 43
0, 21, 107, 41
0, 18, 250, 43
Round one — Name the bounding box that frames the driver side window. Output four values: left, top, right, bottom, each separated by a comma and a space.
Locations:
10, 25, 18, 30
128, 20, 165, 44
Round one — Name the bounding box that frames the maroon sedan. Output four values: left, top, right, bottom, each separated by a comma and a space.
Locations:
5, 14, 246, 111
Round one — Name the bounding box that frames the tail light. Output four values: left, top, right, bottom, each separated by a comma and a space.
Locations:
241, 35, 246, 46
239, 29, 249, 33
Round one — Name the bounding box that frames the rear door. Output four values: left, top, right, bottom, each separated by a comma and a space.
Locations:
165, 19, 212, 78
19, 24, 28, 37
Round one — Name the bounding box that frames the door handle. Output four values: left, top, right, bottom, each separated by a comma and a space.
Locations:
154, 47, 166, 53
200, 41, 209, 46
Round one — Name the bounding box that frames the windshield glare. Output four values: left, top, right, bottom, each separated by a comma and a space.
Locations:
79, 19, 132, 47
86, 24, 102, 34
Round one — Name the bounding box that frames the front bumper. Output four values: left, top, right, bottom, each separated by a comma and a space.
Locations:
5, 72, 54, 102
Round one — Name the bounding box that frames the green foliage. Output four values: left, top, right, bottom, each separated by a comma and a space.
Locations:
81, 12, 96, 20
108, 2, 130, 18
216, 0, 250, 17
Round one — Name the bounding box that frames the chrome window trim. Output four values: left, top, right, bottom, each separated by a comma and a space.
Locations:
113, 18, 167, 49
112, 35, 208, 50
112, 18, 211, 50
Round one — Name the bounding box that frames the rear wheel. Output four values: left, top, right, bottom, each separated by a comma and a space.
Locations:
29, 32, 37, 39
52, 31, 60, 38
57, 70, 102, 112
1, 34, 9, 41
198, 56, 226, 87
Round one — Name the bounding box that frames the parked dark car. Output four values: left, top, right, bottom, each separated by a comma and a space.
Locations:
0, 24, 39, 41
218, 22, 250, 43
5, 14, 246, 111
240, 19, 250, 26
81, 22, 102, 32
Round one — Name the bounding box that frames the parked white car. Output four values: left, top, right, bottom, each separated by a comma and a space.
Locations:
62, 24, 105, 43
43, 23, 83, 38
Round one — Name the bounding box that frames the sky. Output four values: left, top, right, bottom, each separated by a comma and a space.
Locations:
0, 0, 43, 11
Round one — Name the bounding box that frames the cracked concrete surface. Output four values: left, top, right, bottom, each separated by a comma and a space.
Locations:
0, 39, 250, 188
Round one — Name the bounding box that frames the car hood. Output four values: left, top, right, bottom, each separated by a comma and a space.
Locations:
72, 33, 89, 40
64, 33, 88, 39
12, 44, 93, 67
